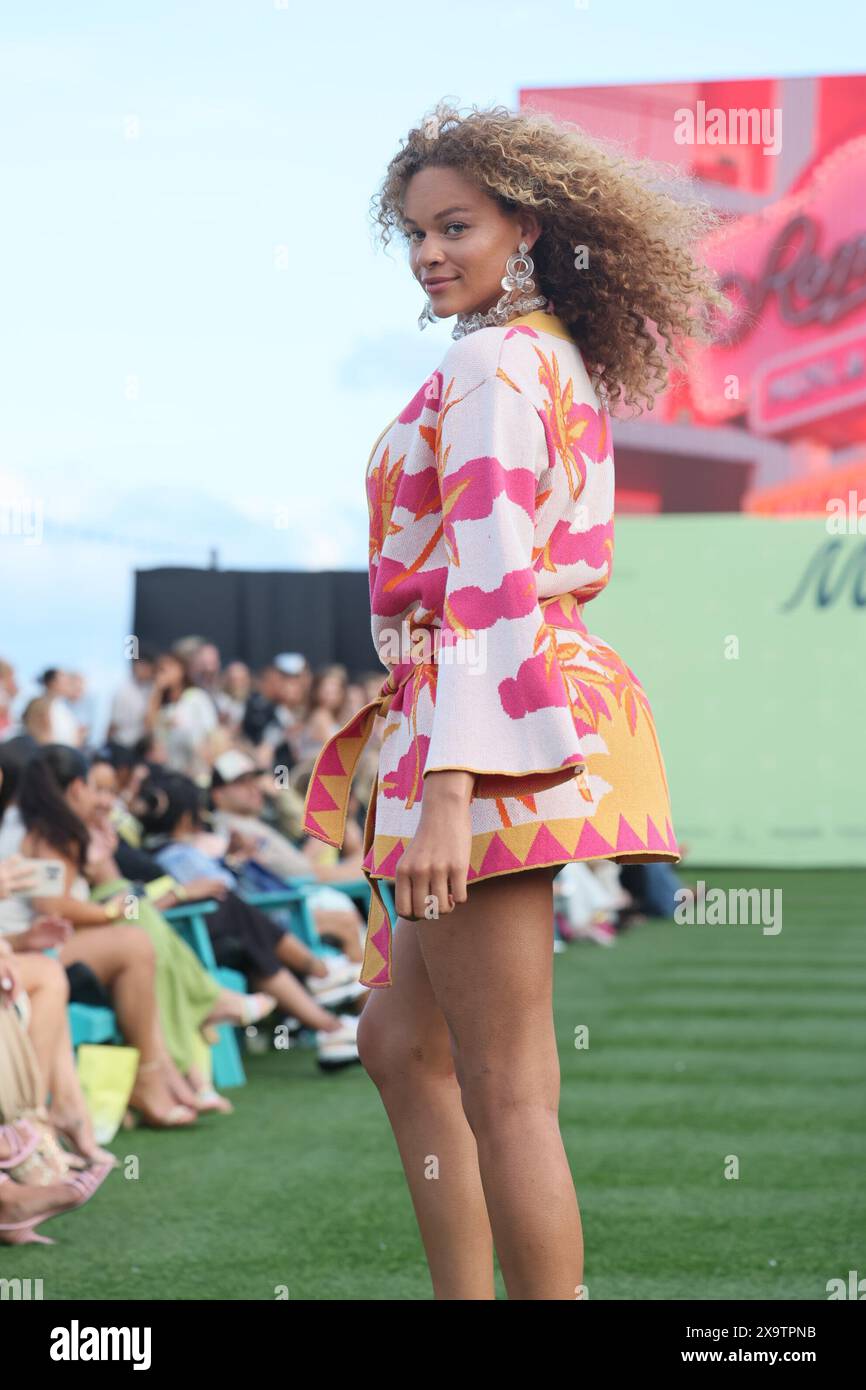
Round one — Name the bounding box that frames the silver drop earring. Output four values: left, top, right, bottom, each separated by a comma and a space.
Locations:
502, 240, 536, 296
418, 295, 438, 331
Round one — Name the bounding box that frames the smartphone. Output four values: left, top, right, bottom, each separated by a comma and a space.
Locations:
17, 858, 65, 896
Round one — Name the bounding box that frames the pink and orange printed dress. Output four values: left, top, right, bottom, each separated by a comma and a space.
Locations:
303, 307, 680, 988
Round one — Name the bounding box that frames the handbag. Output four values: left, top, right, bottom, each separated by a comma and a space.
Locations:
75, 1044, 139, 1145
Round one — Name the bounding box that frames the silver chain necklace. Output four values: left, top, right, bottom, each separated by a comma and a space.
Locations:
451, 292, 551, 340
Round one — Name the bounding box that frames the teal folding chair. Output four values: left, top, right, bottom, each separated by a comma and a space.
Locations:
243, 885, 334, 954
68, 1004, 121, 1048
245, 875, 397, 950
164, 900, 246, 1088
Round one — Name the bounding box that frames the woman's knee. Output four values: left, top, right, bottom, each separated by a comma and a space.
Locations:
452, 1051, 560, 1137
17, 952, 70, 1001
114, 926, 156, 969
356, 1009, 456, 1089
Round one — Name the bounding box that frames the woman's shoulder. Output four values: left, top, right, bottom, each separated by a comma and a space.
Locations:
435, 324, 513, 392
435, 317, 588, 403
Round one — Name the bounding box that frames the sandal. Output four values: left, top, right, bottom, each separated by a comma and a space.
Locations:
201, 991, 276, 1044
1, 1113, 75, 1186
0, 1163, 113, 1236
191, 1087, 234, 1116
124, 1060, 197, 1130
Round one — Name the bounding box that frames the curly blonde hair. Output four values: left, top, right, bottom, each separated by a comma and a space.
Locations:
370, 99, 732, 413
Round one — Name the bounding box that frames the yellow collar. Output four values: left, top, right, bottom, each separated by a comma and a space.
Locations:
505, 308, 574, 342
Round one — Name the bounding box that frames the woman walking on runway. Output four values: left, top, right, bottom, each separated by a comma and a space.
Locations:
303, 100, 727, 1299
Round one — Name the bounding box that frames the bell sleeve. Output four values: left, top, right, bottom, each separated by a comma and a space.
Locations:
423, 369, 588, 800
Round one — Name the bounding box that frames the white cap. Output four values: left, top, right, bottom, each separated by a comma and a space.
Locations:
211, 749, 259, 786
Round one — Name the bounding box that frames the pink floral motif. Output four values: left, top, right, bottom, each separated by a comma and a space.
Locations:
444, 567, 539, 639
441, 455, 535, 564
534, 518, 614, 590
381, 734, 431, 801
499, 648, 572, 719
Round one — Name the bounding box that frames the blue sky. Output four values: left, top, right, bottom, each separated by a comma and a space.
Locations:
1, 0, 864, 729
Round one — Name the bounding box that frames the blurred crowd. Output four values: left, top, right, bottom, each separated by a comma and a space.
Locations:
0, 637, 693, 1245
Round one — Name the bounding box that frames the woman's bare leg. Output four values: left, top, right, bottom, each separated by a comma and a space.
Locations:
356, 916, 495, 1299
250, 967, 346, 1033
415, 865, 583, 1300
275, 932, 320, 972
11, 953, 67, 1102
59, 927, 195, 1122
10, 954, 115, 1163
311, 907, 364, 963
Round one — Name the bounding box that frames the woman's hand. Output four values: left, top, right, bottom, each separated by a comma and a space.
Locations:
394, 771, 474, 921
101, 893, 129, 922
0, 954, 20, 1007
18, 915, 74, 951
182, 876, 229, 902
0, 854, 39, 900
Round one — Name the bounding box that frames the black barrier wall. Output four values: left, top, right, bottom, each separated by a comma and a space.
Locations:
133, 567, 381, 675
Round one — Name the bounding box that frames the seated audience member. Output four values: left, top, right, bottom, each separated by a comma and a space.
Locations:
241, 653, 310, 769
209, 750, 366, 965
293, 665, 349, 762
135, 770, 362, 1067
65, 673, 93, 746
144, 648, 220, 784
618, 861, 705, 921
20, 696, 55, 746
107, 644, 157, 748
0, 855, 116, 1170
84, 752, 277, 1113
181, 639, 222, 702
216, 662, 252, 732
553, 862, 628, 946
10, 744, 199, 1128
38, 670, 84, 749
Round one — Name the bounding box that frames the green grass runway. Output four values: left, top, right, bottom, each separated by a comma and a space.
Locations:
6, 868, 864, 1300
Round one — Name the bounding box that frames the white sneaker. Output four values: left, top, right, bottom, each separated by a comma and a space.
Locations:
315, 1013, 360, 1070
307, 954, 366, 1008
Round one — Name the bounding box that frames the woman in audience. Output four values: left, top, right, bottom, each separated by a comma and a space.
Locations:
144, 649, 220, 782
11, 747, 199, 1128
17, 746, 277, 1116
291, 665, 349, 763
0, 852, 115, 1168
85, 751, 275, 1109
217, 662, 252, 732
134, 769, 361, 1066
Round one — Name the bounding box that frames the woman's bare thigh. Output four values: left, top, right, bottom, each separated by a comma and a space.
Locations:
413, 865, 561, 1088
59, 925, 150, 984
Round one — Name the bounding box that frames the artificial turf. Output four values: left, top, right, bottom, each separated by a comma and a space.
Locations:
5, 868, 864, 1301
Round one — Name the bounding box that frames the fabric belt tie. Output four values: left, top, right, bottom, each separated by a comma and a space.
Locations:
301, 660, 427, 988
